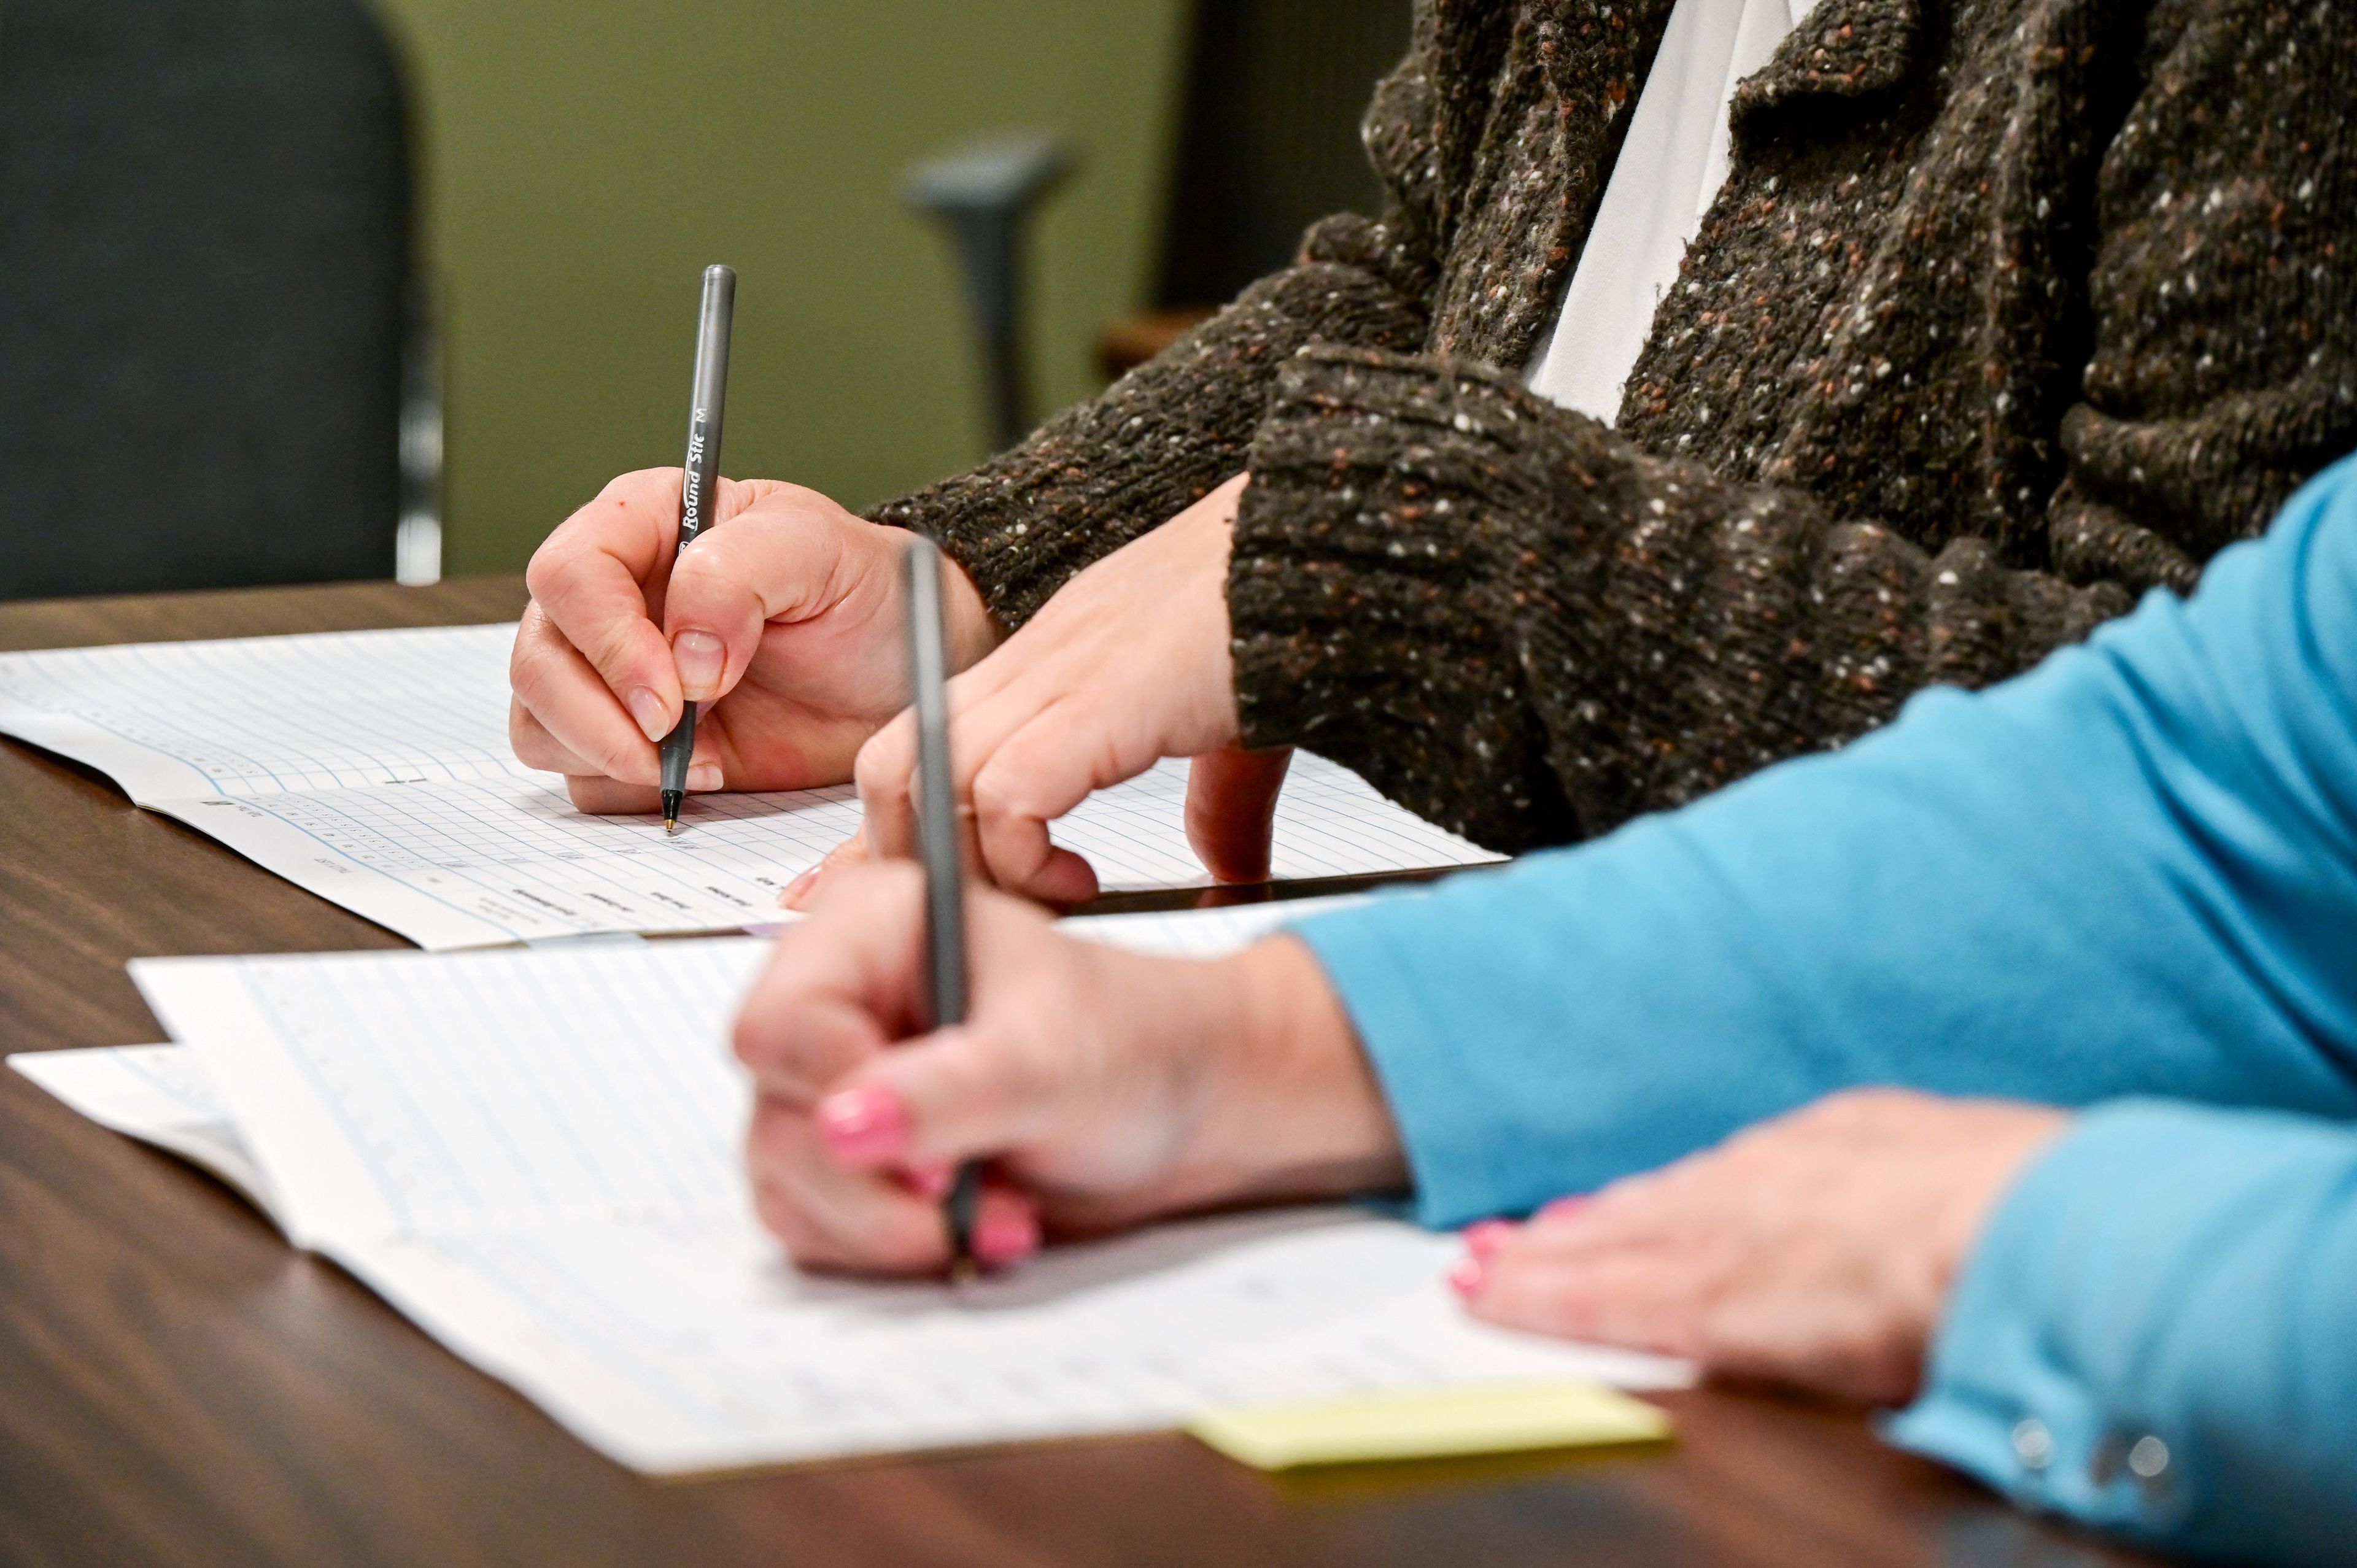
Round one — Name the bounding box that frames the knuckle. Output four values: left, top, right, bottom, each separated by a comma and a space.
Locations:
507, 701, 551, 763
768, 481, 831, 512
588, 467, 682, 520
563, 774, 634, 813
967, 761, 1031, 823
606, 465, 682, 498
665, 531, 740, 593
587, 732, 641, 779
526, 527, 613, 604
513, 599, 553, 652
533, 547, 602, 612
507, 639, 557, 708
504, 641, 577, 726
729, 1009, 775, 1073
578, 611, 652, 684
854, 737, 909, 800
522, 539, 573, 601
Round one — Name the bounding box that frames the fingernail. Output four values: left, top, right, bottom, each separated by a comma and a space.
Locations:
625, 687, 670, 743
815, 1086, 909, 1164
673, 629, 726, 700
779, 865, 820, 909
1462, 1218, 1519, 1258
1447, 1254, 1488, 1298
687, 762, 723, 792
1538, 1194, 1593, 1221
905, 1163, 953, 1200
973, 1203, 1040, 1265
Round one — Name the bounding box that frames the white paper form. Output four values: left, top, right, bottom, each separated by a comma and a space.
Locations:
5, 903, 1379, 1235
0, 624, 1501, 951
8, 1045, 280, 1220
121, 926, 1686, 1475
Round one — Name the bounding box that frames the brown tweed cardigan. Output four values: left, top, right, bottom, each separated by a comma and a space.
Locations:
875, 0, 2357, 854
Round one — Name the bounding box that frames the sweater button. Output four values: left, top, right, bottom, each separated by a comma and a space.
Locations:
2011, 1418, 2054, 1472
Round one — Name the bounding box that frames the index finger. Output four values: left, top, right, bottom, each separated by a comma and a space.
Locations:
730, 862, 930, 1099
524, 469, 698, 722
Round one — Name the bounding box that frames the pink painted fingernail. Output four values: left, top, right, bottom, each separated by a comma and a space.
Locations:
625, 687, 669, 743
1538, 1194, 1593, 1221
973, 1202, 1040, 1265
1447, 1254, 1488, 1298
815, 1086, 909, 1164
672, 628, 726, 699
1462, 1218, 1519, 1258
779, 865, 820, 908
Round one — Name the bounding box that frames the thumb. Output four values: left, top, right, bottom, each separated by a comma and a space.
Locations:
1186, 746, 1293, 883
813, 1024, 1034, 1172
660, 484, 862, 703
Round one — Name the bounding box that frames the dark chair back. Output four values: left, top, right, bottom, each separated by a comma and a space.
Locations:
1155, 0, 1412, 309
0, 0, 414, 600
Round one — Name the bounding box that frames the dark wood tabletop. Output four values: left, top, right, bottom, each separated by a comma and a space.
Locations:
0, 578, 2162, 1568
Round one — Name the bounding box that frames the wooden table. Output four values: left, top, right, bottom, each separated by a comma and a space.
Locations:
0, 579, 2161, 1568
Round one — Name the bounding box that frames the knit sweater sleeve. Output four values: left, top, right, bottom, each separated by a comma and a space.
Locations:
1227, 1, 2356, 852
866, 245, 1428, 631
2045, 0, 2357, 597
1229, 349, 2129, 849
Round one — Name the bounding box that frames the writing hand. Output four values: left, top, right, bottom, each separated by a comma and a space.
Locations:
732, 860, 1403, 1274
800, 474, 1283, 907
510, 469, 996, 812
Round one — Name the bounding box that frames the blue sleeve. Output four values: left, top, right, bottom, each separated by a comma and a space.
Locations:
1297, 455, 2357, 1226
1884, 1101, 2357, 1562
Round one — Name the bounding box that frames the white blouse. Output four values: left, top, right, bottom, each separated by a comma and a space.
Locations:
1524, 0, 1821, 423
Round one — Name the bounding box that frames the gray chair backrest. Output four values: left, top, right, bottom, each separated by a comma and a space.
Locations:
1156, 0, 1411, 309
0, 0, 412, 600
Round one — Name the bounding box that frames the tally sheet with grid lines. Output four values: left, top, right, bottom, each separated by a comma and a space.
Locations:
0, 623, 1500, 949
58, 914, 1687, 1474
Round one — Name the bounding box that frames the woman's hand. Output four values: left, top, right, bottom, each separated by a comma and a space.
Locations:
509, 469, 997, 813
732, 860, 1404, 1274
1453, 1090, 2071, 1404
808, 473, 1279, 907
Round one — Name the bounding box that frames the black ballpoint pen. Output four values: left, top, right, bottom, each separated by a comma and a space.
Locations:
904, 536, 983, 1278
659, 264, 737, 834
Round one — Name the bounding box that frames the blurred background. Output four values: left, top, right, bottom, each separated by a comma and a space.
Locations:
0, 0, 1409, 600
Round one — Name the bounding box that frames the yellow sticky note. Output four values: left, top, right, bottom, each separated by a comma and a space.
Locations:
1185, 1380, 1673, 1471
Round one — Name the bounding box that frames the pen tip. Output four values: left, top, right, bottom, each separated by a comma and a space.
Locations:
665, 817, 680, 836
949, 1257, 979, 1286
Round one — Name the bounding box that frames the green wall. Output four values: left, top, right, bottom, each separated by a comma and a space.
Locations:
370, 0, 1192, 576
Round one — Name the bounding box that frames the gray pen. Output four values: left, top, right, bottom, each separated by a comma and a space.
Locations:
659, 264, 737, 834
905, 536, 982, 1277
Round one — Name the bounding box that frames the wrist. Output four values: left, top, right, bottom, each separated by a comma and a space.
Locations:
1932, 1105, 2076, 1297
940, 552, 1004, 668
1185, 935, 1406, 1205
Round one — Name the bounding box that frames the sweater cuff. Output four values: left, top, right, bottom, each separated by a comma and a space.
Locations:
870, 264, 1426, 630
1230, 346, 1611, 851
1882, 1104, 2205, 1540
1884, 1100, 2357, 1553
